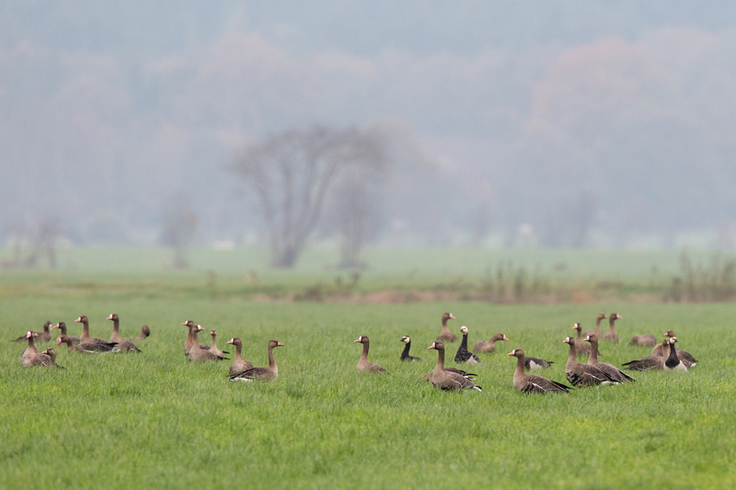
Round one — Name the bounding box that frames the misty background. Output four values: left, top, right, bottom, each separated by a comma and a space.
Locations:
3, 1, 736, 259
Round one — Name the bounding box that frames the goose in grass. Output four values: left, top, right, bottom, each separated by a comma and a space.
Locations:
524, 355, 554, 371
187, 325, 225, 362
563, 336, 619, 386
571, 323, 592, 358
57, 335, 117, 353
134, 325, 151, 341
400, 336, 423, 362
230, 340, 283, 381
426, 341, 481, 392
21, 331, 41, 367
454, 326, 481, 364
629, 334, 657, 347
52, 322, 80, 346
663, 337, 688, 372
437, 312, 457, 343
226, 338, 254, 376
471, 332, 509, 354
106, 314, 141, 353
354, 335, 387, 373
182, 320, 211, 356
601, 313, 622, 343
208, 329, 229, 359
653, 331, 697, 367
623, 340, 669, 371
583, 313, 607, 338
583, 335, 634, 383
13, 321, 52, 344
508, 349, 570, 393
75, 315, 107, 345
39, 348, 64, 368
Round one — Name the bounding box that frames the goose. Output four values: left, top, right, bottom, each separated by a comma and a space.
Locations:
664, 337, 688, 372
629, 334, 657, 347
524, 356, 554, 371
623, 340, 669, 371
21, 331, 40, 366
583, 313, 607, 338
472, 332, 509, 354
653, 331, 697, 367
508, 348, 570, 393
426, 341, 481, 391
229, 340, 283, 381
226, 338, 254, 376
187, 325, 225, 362
437, 312, 457, 343
52, 322, 80, 345
106, 314, 141, 352
40, 348, 64, 368
601, 313, 621, 343
208, 329, 229, 359
135, 325, 151, 341
571, 323, 592, 357
75, 315, 107, 345
13, 321, 52, 343
354, 335, 387, 373
57, 334, 117, 353
400, 336, 423, 362
583, 334, 634, 382
182, 320, 211, 356
454, 326, 482, 364
563, 336, 618, 386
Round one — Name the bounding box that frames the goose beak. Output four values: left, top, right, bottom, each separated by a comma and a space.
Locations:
196, 325, 204, 331
428, 343, 436, 350
181, 321, 189, 326
106, 314, 113, 320
75, 317, 82, 323
277, 342, 284, 347
503, 336, 509, 341
226, 339, 234, 345
56, 337, 62, 345
507, 351, 515, 356
449, 314, 455, 319
53, 323, 60, 329
354, 338, 361, 343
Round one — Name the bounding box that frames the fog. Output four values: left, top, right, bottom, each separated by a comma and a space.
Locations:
3, 1, 736, 254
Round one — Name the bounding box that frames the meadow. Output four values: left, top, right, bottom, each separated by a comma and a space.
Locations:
1, 248, 736, 488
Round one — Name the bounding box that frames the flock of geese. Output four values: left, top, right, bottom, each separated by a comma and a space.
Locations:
13, 311, 697, 394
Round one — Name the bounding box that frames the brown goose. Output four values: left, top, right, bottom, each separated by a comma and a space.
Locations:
437, 312, 457, 343
601, 313, 621, 343
472, 332, 509, 354
208, 329, 229, 359
182, 320, 211, 356
508, 348, 570, 393
571, 323, 592, 357
563, 336, 618, 386
229, 340, 283, 381
623, 340, 669, 371
400, 336, 423, 362
354, 335, 387, 373
664, 337, 688, 372
106, 314, 141, 352
57, 334, 117, 353
524, 356, 554, 371
583, 313, 607, 338
583, 334, 634, 382
653, 331, 697, 367
426, 341, 481, 391
75, 315, 107, 345
226, 338, 254, 376
187, 325, 225, 362
13, 321, 53, 343
629, 334, 657, 347
454, 326, 481, 364
135, 325, 151, 341
40, 348, 64, 368
21, 331, 41, 366
53, 322, 80, 345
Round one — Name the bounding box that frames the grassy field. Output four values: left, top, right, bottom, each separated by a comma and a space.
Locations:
2, 292, 735, 488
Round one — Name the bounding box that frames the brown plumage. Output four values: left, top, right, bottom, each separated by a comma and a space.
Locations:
472, 332, 509, 354
135, 325, 151, 341
508, 348, 570, 393
75, 315, 107, 345
354, 335, 387, 373
623, 340, 669, 371
208, 329, 229, 358
182, 320, 211, 356
629, 334, 657, 347
187, 325, 224, 362
39, 348, 64, 368
563, 336, 618, 386
582, 313, 607, 338
21, 331, 41, 367
584, 334, 634, 382
53, 322, 80, 345
106, 314, 141, 352
57, 334, 117, 353
653, 331, 697, 367
230, 340, 283, 381
437, 312, 458, 343
426, 341, 481, 391
571, 323, 592, 357
601, 313, 621, 343
13, 321, 52, 343
226, 338, 254, 376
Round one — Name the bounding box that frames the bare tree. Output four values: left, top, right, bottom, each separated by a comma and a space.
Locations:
160, 198, 198, 269
231, 125, 386, 268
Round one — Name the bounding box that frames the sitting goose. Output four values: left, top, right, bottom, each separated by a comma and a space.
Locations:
400, 336, 423, 362
75, 315, 107, 345
583, 334, 634, 383
653, 331, 697, 367
135, 325, 151, 341
182, 320, 211, 356
664, 337, 688, 372
427, 341, 481, 392
623, 340, 669, 371
53, 322, 80, 345
583, 313, 607, 338
40, 348, 64, 368
571, 323, 592, 358
226, 338, 254, 376
106, 314, 141, 352
187, 325, 225, 362
563, 336, 618, 386
230, 340, 283, 381
524, 356, 554, 371
630, 334, 657, 347
508, 349, 570, 393
21, 331, 41, 367
601, 313, 622, 343
354, 335, 387, 373
208, 329, 229, 359
472, 332, 509, 354
454, 326, 481, 364
13, 321, 53, 344
437, 312, 457, 343
57, 334, 117, 353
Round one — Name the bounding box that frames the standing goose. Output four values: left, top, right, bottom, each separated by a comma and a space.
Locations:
583, 334, 635, 383
664, 337, 688, 372
354, 335, 387, 373
508, 348, 570, 393
653, 331, 697, 367
437, 312, 457, 343
230, 340, 283, 381
563, 336, 618, 386
583, 313, 607, 338
472, 332, 509, 354
40, 348, 64, 368
53, 322, 80, 345
601, 313, 621, 343
106, 314, 141, 352
57, 334, 117, 353
400, 336, 423, 362
182, 320, 211, 356
571, 323, 592, 358
454, 326, 481, 364
135, 325, 151, 341
13, 321, 53, 344
426, 341, 481, 392
75, 315, 107, 345
629, 334, 657, 347
208, 329, 229, 359
623, 340, 669, 371
226, 338, 254, 376
187, 325, 225, 362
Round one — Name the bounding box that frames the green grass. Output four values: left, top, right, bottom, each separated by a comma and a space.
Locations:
2, 297, 735, 488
